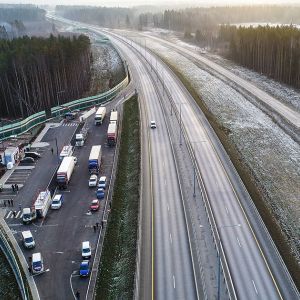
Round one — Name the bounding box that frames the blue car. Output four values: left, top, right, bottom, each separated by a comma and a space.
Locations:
96, 188, 105, 199
79, 260, 90, 277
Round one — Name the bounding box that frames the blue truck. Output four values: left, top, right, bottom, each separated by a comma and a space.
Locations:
88, 145, 102, 174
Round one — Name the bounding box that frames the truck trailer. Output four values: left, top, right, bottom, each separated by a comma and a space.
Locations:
107, 123, 117, 147
57, 156, 75, 188
109, 111, 118, 124
88, 145, 102, 174
34, 189, 52, 218
94, 106, 106, 125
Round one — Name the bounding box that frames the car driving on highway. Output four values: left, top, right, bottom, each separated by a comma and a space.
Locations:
150, 120, 157, 129
51, 194, 63, 210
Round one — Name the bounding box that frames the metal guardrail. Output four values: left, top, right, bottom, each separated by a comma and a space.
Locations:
0, 224, 29, 300
0, 75, 129, 141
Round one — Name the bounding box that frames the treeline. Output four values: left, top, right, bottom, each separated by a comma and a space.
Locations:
219, 25, 300, 88
0, 35, 91, 119
56, 6, 133, 28
0, 4, 45, 22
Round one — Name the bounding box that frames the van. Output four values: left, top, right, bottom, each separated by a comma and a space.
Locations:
32, 252, 44, 274
21, 231, 35, 249
51, 194, 64, 210
81, 241, 91, 259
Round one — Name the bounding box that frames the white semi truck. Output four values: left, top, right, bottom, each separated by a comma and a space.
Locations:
76, 123, 89, 147
109, 111, 118, 124
94, 106, 106, 125
57, 156, 75, 189
59, 145, 74, 161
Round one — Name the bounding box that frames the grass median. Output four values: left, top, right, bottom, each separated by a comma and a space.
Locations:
95, 95, 140, 299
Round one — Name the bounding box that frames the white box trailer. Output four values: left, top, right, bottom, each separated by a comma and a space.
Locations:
110, 111, 118, 124
79, 107, 96, 123
95, 106, 106, 125
88, 145, 102, 174
57, 156, 75, 188
34, 189, 52, 218
59, 145, 73, 161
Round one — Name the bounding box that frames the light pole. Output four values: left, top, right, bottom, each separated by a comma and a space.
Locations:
57, 90, 65, 117
218, 224, 241, 300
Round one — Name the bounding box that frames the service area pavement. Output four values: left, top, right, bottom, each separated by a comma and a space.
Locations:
2, 105, 117, 299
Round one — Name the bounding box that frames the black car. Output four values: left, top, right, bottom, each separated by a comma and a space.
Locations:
24, 152, 41, 159
20, 157, 35, 164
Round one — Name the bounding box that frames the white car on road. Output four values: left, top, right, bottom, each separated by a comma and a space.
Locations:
150, 120, 157, 129
98, 176, 107, 189
89, 174, 98, 187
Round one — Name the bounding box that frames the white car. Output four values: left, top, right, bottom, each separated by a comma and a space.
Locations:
51, 194, 63, 210
150, 120, 156, 129
98, 176, 107, 189
89, 174, 98, 187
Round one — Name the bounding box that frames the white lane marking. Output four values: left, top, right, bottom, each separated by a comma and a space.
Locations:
236, 237, 242, 248
173, 275, 176, 289
69, 272, 77, 300
54, 251, 64, 254
16, 211, 21, 218
225, 206, 229, 214
252, 280, 258, 294
165, 179, 167, 185
169, 233, 173, 244
167, 204, 170, 211
6, 211, 12, 219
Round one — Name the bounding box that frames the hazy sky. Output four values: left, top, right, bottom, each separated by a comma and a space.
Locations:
0, 0, 299, 7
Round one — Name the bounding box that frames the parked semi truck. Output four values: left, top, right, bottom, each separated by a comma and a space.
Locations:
110, 111, 118, 124
107, 123, 117, 146
57, 156, 75, 188
34, 189, 52, 218
95, 106, 106, 125
76, 123, 89, 147
59, 145, 73, 161
88, 145, 102, 174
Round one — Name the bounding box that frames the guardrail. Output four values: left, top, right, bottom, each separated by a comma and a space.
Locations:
0, 75, 129, 141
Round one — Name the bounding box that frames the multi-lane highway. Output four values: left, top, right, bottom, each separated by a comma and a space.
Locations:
16, 13, 299, 300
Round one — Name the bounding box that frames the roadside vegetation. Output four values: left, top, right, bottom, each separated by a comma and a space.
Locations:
95, 95, 140, 299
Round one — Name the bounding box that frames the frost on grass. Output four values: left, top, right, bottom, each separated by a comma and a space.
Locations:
147, 41, 300, 262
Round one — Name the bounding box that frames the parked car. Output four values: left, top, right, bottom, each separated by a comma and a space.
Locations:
81, 241, 91, 259
88, 174, 98, 187
21, 231, 35, 249
24, 152, 41, 159
32, 252, 44, 274
98, 176, 107, 189
20, 157, 35, 164
90, 199, 100, 211
150, 120, 157, 129
79, 260, 90, 277
51, 194, 63, 210
96, 188, 105, 199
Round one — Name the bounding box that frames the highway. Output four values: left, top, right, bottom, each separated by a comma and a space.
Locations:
141, 33, 300, 129
120, 34, 299, 299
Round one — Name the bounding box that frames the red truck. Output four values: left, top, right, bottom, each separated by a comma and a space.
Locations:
107, 123, 117, 146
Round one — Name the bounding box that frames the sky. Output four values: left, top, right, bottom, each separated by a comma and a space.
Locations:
0, 0, 299, 7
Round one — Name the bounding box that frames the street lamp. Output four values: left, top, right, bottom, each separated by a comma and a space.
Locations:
217, 224, 241, 300
57, 90, 65, 117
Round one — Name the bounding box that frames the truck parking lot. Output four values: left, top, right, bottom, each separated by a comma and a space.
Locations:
1, 104, 118, 298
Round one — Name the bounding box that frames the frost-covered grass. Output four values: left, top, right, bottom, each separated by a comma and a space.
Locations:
95, 96, 140, 299
141, 37, 300, 268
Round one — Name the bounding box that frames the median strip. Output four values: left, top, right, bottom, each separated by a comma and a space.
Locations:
95, 95, 140, 299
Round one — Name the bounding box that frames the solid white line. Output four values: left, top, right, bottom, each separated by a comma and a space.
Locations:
169, 233, 172, 244
252, 280, 258, 294
225, 206, 229, 214
173, 275, 176, 289
69, 273, 77, 299
236, 237, 242, 248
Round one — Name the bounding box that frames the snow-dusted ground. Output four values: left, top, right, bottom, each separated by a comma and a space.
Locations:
134, 34, 300, 263
147, 30, 300, 113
